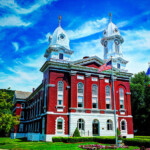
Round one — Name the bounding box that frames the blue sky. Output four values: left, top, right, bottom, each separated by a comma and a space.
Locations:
0, 0, 150, 91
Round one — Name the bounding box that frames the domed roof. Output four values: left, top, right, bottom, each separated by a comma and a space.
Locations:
103, 22, 120, 37
49, 26, 70, 50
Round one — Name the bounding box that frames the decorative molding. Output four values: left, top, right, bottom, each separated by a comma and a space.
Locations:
77, 75, 84, 80
113, 76, 117, 81
99, 75, 105, 79
91, 77, 98, 81
66, 86, 70, 89
85, 73, 91, 78
126, 92, 131, 95
55, 105, 65, 108
119, 109, 126, 112
70, 71, 77, 76
47, 84, 55, 87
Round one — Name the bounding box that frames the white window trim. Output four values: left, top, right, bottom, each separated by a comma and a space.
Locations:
106, 119, 113, 131
92, 84, 98, 109
120, 119, 127, 134
21, 103, 25, 108
20, 111, 24, 120
55, 117, 65, 135
77, 82, 84, 108
57, 81, 64, 106
119, 88, 125, 109
105, 85, 111, 109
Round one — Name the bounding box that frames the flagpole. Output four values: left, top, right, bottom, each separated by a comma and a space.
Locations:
111, 56, 118, 146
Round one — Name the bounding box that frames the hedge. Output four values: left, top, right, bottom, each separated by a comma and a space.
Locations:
52, 136, 115, 143
134, 136, 150, 139
123, 138, 150, 147
52, 136, 150, 147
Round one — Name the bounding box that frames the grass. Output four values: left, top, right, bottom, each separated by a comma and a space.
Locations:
0, 137, 140, 150
134, 136, 150, 139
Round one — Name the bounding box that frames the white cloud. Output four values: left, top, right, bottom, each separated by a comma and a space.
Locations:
12, 42, 19, 51
0, 15, 31, 27
122, 29, 150, 52
38, 32, 51, 44
66, 18, 108, 40
0, 55, 45, 91
71, 39, 103, 61
0, 0, 57, 15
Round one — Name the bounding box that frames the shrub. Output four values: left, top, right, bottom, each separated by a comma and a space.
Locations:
117, 128, 121, 137
123, 138, 150, 148
73, 128, 80, 137
94, 137, 115, 144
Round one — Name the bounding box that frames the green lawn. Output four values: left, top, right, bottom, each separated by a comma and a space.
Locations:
0, 137, 139, 150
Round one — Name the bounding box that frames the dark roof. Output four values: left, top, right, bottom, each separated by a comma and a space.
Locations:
15, 91, 32, 100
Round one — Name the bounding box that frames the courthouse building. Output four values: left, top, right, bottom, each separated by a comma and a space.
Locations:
11, 15, 134, 141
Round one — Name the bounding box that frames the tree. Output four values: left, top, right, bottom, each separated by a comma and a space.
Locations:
130, 71, 150, 135
73, 127, 81, 137
0, 90, 19, 136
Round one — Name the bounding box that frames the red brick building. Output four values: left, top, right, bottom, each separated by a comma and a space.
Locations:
11, 17, 134, 141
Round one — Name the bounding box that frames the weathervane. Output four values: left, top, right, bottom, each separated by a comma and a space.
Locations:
59, 15, 61, 26
109, 12, 112, 22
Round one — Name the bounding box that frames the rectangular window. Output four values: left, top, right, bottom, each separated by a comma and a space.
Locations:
78, 96, 83, 107
19, 124, 24, 132
59, 53, 63, 59
21, 111, 24, 119
57, 122, 63, 130
21, 103, 25, 108
117, 63, 120, 69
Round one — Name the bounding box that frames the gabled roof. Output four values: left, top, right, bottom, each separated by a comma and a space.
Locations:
15, 91, 31, 100
70, 56, 104, 66
113, 57, 128, 64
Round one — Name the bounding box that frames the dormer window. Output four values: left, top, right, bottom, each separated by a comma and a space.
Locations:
59, 53, 63, 60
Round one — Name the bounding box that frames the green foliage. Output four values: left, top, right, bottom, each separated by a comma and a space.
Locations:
130, 71, 150, 135
123, 138, 150, 148
73, 127, 80, 137
0, 137, 139, 150
52, 136, 115, 143
117, 128, 121, 137
0, 90, 19, 136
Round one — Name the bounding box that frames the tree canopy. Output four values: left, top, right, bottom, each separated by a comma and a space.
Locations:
0, 90, 19, 136
130, 71, 150, 135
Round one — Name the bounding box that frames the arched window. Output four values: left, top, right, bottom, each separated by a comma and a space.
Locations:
57, 118, 63, 130
77, 119, 85, 131
121, 120, 126, 131
107, 120, 113, 130
57, 81, 64, 106
92, 84, 98, 108
77, 83, 84, 108
119, 88, 124, 109
115, 40, 119, 54
56, 117, 64, 134
105, 86, 111, 109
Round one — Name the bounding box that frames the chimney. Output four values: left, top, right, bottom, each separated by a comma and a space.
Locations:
33, 88, 35, 92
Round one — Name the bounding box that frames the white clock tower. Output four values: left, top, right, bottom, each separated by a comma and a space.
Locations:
101, 13, 128, 71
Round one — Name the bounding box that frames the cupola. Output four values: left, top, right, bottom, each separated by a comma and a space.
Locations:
44, 16, 73, 62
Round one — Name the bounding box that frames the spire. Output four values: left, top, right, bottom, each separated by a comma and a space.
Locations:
59, 15, 61, 27
109, 12, 112, 22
